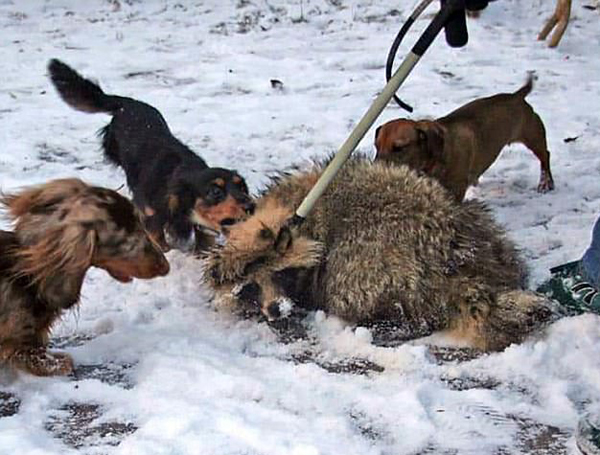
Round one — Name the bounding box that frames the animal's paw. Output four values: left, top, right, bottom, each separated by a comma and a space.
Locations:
12, 348, 74, 376
537, 172, 555, 193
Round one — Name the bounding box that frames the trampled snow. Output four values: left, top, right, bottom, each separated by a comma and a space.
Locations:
1, 0, 600, 453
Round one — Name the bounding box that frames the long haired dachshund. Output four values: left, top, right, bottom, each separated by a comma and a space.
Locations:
0, 179, 169, 376
47, 59, 255, 252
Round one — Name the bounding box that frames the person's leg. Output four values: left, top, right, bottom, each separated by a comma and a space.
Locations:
581, 216, 600, 287
537, 215, 600, 314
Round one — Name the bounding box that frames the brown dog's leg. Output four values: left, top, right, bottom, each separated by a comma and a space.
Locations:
10, 347, 74, 376
520, 112, 555, 193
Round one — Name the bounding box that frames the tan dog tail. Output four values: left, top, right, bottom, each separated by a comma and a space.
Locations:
515, 74, 535, 98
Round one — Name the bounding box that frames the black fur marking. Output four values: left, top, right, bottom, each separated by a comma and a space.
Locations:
274, 226, 292, 254
272, 267, 315, 310
100, 194, 137, 234
259, 228, 274, 240
243, 257, 268, 277
236, 281, 261, 306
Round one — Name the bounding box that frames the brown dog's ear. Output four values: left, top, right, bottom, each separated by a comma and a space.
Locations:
415, 121, 446, 160
374, 125, 382, 144
274, 226, 293, 255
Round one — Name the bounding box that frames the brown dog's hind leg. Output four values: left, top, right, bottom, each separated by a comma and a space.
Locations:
9, 347, 74, 376
520, 112, 555, 193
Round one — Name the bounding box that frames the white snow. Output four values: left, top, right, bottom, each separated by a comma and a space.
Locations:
1, 0, 600, 454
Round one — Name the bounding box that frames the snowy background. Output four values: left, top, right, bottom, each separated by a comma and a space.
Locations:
1, 0, 600, 453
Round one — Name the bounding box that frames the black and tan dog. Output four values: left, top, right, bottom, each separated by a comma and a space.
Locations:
0, 178, 169, 376
48, 59, 254, 252
375, 76, 555, 201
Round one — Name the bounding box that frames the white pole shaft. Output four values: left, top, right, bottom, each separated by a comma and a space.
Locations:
295, 51, 421, 219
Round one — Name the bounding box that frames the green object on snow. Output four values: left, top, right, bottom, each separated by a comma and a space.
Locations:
577, 416, 600, 455
536, 260, 600, 315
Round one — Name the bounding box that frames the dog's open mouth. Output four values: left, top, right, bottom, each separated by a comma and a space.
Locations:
190, 211, 221, 234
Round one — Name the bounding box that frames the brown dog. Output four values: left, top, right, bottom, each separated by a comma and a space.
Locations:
375, 76, 555, 201
0, 179, 170, 376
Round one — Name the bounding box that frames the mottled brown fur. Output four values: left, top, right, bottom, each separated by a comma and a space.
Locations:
0, 179, 169, 376
205, 159, 557, 352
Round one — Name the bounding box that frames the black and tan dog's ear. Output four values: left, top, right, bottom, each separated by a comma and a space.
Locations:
415, 121, 446, 160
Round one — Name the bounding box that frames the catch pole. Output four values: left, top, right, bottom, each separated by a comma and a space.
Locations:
289, 0, 469, 226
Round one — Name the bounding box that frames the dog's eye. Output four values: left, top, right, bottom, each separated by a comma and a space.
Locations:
207, 186, 225, 202
392, 144, 406, 153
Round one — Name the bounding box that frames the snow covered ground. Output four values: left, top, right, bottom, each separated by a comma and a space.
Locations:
1, 0, 600, 453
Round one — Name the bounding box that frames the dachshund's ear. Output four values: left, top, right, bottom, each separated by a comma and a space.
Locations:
274, 226, 293, 255
12, 219, 97, 289
1, 178, 87, 220
415, 121, 446, 160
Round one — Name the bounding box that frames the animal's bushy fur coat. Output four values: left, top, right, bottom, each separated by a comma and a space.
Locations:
206, 158, 556, 351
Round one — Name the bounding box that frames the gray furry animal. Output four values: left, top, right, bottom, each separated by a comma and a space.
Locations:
205, 158, 557, 352
0, 179, 170, 376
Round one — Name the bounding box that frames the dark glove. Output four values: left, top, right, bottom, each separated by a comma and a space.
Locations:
443, 0, 495, 47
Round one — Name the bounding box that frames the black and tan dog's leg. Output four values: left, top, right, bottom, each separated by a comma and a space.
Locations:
193, 226, 216, 257
143, 214, 170, 252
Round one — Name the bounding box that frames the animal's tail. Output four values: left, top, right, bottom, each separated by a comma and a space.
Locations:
514, 73, 535, 98
48, 59, 122, 114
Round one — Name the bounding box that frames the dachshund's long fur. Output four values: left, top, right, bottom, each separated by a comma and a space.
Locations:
47, 59, 255, 252
0, 179, 169, 376
205, 158, 558, 352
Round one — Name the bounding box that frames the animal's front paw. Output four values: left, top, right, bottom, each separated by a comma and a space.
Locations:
537, 172, 555, 193
12, 348, 74, 376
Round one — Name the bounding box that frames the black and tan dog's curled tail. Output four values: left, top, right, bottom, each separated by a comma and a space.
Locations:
48, 59, 122, 113
515, 73, 535, 99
